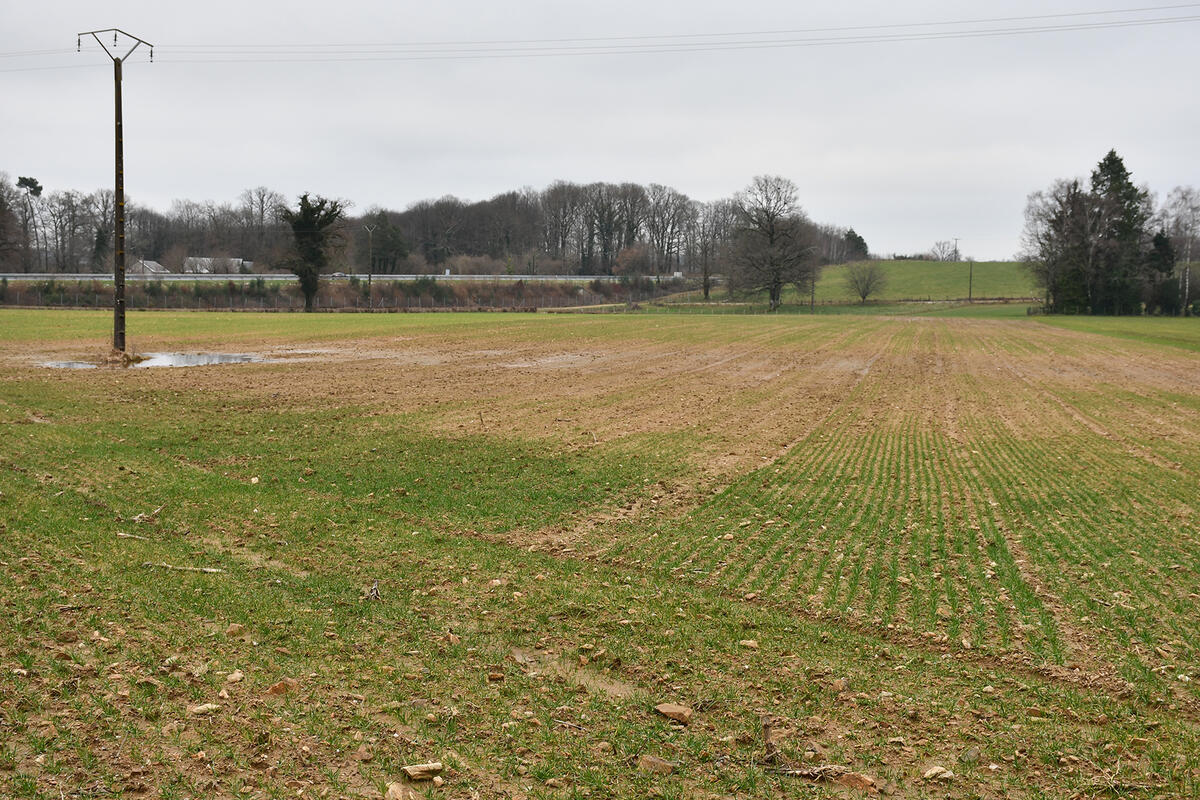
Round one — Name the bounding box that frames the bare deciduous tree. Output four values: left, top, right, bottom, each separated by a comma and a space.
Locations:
693, 198, 736, 300
644, 184, 693, 273
540, 181, 585, 265
931, 240, 957, 262
1165, 186, 1199, 311
728, 175, 817, 311
844, 261, 887, 304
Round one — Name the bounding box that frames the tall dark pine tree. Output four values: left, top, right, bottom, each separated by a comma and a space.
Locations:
843, 228, 869, 261
1023, 150, 1160, 315
1089, 150, 1151, 314
280, 193, 346, 312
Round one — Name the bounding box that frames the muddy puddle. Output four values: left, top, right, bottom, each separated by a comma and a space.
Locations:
509, 647, 636, 698
43, 352, 273, 369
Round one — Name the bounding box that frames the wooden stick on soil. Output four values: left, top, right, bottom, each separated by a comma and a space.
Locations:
142, 562, 224, 574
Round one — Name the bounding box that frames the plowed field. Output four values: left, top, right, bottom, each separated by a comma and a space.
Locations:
1, 309, 1197, 799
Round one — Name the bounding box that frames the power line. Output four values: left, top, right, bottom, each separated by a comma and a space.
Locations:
2, 6, 1197, 72
0, 63, 104, 73
162, 3, 1200, 50
151, 15, 1200, 63
0, 48, 76, 58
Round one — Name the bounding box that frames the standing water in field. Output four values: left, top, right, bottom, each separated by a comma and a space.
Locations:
42, 352, 271, 369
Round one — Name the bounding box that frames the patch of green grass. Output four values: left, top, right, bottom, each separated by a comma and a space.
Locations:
815, 260, 1036, 303
1035, 314, 1200, 352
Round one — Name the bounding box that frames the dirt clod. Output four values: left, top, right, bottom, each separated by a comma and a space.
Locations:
637, 755, 675, 775
265, 678, 298, 696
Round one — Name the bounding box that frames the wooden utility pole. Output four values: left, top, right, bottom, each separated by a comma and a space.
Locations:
78, 29, 153, 352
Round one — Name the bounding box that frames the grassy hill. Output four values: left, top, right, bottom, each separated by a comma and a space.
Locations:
814, 259, 1036, 303
666, 260, 1037, 309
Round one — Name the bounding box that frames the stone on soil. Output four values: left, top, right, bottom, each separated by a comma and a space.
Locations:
923, 765, 954, 781
654, 703, 693, 725
265, 678, 298, 696
401, 762, 444, 781
384, 783, 423, 800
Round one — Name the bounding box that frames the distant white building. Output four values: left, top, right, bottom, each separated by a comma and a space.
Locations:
184, 256, 253, 274
129, 259, 169, 275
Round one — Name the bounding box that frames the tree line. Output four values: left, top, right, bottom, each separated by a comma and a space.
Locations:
0, 173, 868, 286
1022, 150, 1199, 315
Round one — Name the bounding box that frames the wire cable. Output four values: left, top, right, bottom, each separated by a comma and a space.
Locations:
153, 15, 1200, 64
162, 3, 1200, 50
1, 4, 1197, 71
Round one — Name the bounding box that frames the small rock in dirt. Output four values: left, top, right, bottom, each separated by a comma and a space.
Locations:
836, 772, 876, 792
959, 747, 981, 765
923, 765, 954, 781
225, 623, 245, 637
637, 755, 675, 775
265, 678, 298, 696
353, 745, 373, 762
739, 639, 759, 650
384, 783, 423, 800
226, 670, 244, 683
654, 703, 693, 725
188, 703, 220, 716
401, 762, 444, 781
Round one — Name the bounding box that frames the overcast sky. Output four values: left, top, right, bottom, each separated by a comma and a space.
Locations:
4, 1, 1198, 260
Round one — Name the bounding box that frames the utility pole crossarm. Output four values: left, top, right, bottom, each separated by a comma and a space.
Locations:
77, 28, 153, 353
77, 29, 154, 62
